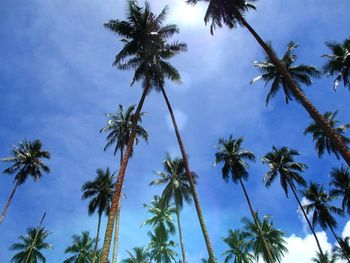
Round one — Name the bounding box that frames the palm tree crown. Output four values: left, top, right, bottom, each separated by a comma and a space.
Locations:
330, 165, 350, 214
222, 229, 254, 263
121, 246, 150, 263
311, 251, 336, 263
147, 226, 177, 263
333, 236, 350, 261
64, 231, 95, 263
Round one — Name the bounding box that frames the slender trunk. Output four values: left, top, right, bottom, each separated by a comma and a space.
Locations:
25, 213, 46, 263
100, 85, 150, 263
238, 178, 275, 263
92, 213, 102, 263
0, 181, 19, 224
175, 203, 187, 263
241, 18, 350, 167
328, 223, 350, 262
286, 178, 324, 256
160, 86, 216, 262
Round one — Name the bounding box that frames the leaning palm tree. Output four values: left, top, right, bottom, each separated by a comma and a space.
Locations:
242, 214, 287, 263
102, 2, 215, 262
322, 37, 350, 90
186, 0, 350, 167
148, 227, 177, 263
1, 139, 50, 224
330, 165, 350, 215
150, 154, 195, 263
262, 146, 324, 257
304, 111, 350, 159
81, 168, 115, 263
333, 236, 350, 261
222, 229, 254, 263
121, 247, 150, 263
64, 231, 95, 263
311, 251, 336, 263
214, 135, 275, 263
10, 227, 52, 263
302, 182, 349, 261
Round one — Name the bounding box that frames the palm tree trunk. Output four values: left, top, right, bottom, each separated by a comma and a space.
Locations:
92, 213, 102, 263
238, 177, 275, 263
286, 178, 324, 257
175, 203, 187, 263
240, 18, 350, 167
0, 181, 19, 224
328, 223, 350, 262
100, 85, 150, 263
160, 86, 216, 262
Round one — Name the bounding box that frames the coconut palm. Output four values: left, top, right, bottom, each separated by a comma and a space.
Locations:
102, 2, 214, 262
10, 227, 52, 263
304, 111, 350, 159
242, 214, 287, 263
262, 146, 324, 257
222, 229, 254, 263
330, 165, 350, 215
64, 231, 95, 263
81, 168, 115, 263
322, 37, 350, 90
150, 154, 196, 263
214, 135, 274, 263
302, 182, 349, 261
148, 226, 177, 263
1, 139, 50, 224
186, 0, 350, 167
121, 246, 150, 263
311, 251, 336, 263
333, 236, 350, 261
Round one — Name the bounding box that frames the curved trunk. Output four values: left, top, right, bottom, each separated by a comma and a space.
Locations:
328, 223, 350, 262
92, 213, 102, 263
0, 181, 19, 224
100, 85, 150, 263
238, 178, 275, 263
160, 86, 216, 262
176, 203, 187, 263
241, 18, 350, 167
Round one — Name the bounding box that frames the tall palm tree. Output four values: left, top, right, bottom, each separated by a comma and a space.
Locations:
121, 246, 150, 263
64, 231, 95, 263
311, 251, 336, 263
333, 236, 350, 261
214, 135, 275, 263
262, 146, 324, 257
81, 168, 115, 263
302, 182, 349, 261
304, 111, 350, 159
330, 165, 350, 215
102, 2, 215, 262
1, 139, 50, 224
222, 229, 254, 263
10, 227, 52, 263
148, 227, 177, 263
101, 104, 148, 263
242, 214, 287, 263
150, 154, 195, 263
322, 37, 350, 90
186, 0, 350, 167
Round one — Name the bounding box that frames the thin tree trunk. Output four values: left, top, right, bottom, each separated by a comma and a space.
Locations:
160, 86, 216, 262
286, 178, 324, 257
176, 203, 187, 263
92, 214, 102, 263
241, 18, 350, 167
0, 181, 19, 224
238, 178, 275, 263
25, 213, 46, 263
328, 223, 350, 262
100, 85, 150, 263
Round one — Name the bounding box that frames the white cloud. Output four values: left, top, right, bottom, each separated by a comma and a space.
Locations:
166, 108, 188, 131
342, 221, 350, 238
297, 197, 313, 234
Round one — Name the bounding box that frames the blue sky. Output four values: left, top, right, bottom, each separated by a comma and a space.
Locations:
0, 0, 350, 262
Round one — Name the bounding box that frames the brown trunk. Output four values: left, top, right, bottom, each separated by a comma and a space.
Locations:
160, 86, 216, 262
100, 85, 150, 263
92, 213, 102, 263
328, 223, 350, 262
241, 18, 350, 167
0, 181, 19, 224
176, 204, 187, 263
238, 178, 275, 263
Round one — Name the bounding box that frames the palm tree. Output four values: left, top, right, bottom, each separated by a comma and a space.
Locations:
64, 231, 95, 263
302, 182, 349, 261
102, 2, 215, 262
1, 139, 50, 224
148, 227, 177, 263
311, 251, 336, 263
222, 229, 254, 263
10, 227, 52, 263
81, 168, 115, 263
214, 135, 275, 263
150, 154, 195, 263
242, 214, 287, 263
121, 247, 150, 263
333, 236, 350, 261
304, 111, 350, 159
186, 0, 350, 167
330, 165, 350, 215
322, 37, 350, 90
262, 146, 325, 257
